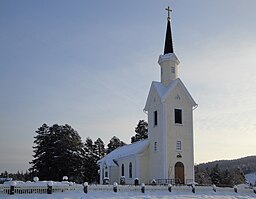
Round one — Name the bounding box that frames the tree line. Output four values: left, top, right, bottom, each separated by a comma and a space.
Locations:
0, 171, 33, 183
26, 120, 148, 183
196, 156, 256, 175
195, 164, 246, 186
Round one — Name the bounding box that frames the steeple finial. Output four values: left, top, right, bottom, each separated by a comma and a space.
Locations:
164, 6, 174, 54
165, 6, 172, 21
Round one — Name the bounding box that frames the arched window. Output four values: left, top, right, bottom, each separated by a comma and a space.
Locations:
121, 164, 124, 176
129, 162, 132, 178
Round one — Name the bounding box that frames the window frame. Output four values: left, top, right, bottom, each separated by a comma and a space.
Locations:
154, 110, 158, 126
129, 162, 132, 178
121, 164, 125, 176
176, 140, 182, 151
105, 171, 108, 178
171, 66, 175, 74
174, 108, 182, 124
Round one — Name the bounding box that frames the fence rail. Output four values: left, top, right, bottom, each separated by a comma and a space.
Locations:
1, 183, 255, 195
0, 184, 82, 195
153, 179, 194, 185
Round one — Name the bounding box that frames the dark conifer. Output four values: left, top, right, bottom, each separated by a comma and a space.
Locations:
131, 120, 148, 143
30, 124, 85, 182
107, 136, 126, 154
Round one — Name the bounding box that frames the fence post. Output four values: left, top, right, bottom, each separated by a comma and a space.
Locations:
141, 183, 145, 193
9, 181, 16, 195
113, 182, 118, 193
151, 179, 156, 186
63, 176, 68, 181
234, 185, 238, 193
212, 184, 216, 192
33, 177, 39, 182
168, 184, 172, 192
47, 181, 53, 194
134, 178, 139, 186
83, 182, 88, 194
192, 184, 195, 193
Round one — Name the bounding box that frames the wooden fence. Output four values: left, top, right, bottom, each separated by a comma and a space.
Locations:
0, 184, 82, 195
0, 183, 255, 195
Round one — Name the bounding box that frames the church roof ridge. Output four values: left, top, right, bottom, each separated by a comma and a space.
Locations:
97, 139, 149, 166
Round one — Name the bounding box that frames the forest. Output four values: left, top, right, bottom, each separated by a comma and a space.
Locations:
1, 120, 148, 184
195, 156, 256, 186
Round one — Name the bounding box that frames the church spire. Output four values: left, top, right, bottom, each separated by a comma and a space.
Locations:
164, 6, 174, 54
158, 6, 180, 86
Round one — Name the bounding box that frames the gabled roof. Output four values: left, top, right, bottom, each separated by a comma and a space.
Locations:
97, 139, 149, 167
144, 78, 197, 111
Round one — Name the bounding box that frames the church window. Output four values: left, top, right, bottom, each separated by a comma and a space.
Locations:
154, 142, 158, 152
129, 162, 132, 178
121, 164, 125, 176
175, 109, 182, 124
171, 66, 175, 73
105, 171, 108, 178
176, 141, 182, 151
154, 111, 158, 126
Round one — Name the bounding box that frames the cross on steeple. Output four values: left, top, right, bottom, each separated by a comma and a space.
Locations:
165, 6, 172, 21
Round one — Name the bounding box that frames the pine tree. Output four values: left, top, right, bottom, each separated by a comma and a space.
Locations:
84, 137, 99, 183
210, 164, 221, 185
220, 169, 232, 186
232, 168, 245, 185
107, 136, 126, 154
131, 120, 148, 143
195, 166, 211, 185
30, 124, 85, 182
94, 138, 105, 159
29, 123, 51, 179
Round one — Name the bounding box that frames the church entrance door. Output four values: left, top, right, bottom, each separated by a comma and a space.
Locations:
175, 162, 184, 184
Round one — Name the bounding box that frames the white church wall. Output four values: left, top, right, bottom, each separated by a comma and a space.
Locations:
148, 103, 166, 181
164, 83, 195, 183
109, 166, 119, 185
138, 146, 149, 184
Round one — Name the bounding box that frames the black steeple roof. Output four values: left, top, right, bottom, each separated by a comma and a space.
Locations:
164, 7, 174, 54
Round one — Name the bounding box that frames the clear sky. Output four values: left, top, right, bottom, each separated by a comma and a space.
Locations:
0, 0, 255, 172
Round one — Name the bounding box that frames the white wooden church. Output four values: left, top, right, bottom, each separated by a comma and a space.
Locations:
98, 7, 198, 185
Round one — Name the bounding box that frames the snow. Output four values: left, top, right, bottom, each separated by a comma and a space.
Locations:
151, 81, 167, 98
1, 185, 256, 199
3, 180, 72, 187
1, 188, 256, 199
97, 140, 149, 166
246, 172, 256, 185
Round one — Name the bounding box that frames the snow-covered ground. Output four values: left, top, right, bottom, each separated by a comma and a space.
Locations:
246, 172, 256, 185
1, 189, 256, 199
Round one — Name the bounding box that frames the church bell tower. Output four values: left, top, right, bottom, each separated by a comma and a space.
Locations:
158, 6, 180, 86
145, 6, 197, 184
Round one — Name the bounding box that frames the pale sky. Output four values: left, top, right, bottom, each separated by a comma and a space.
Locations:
0, 0, 255, 172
